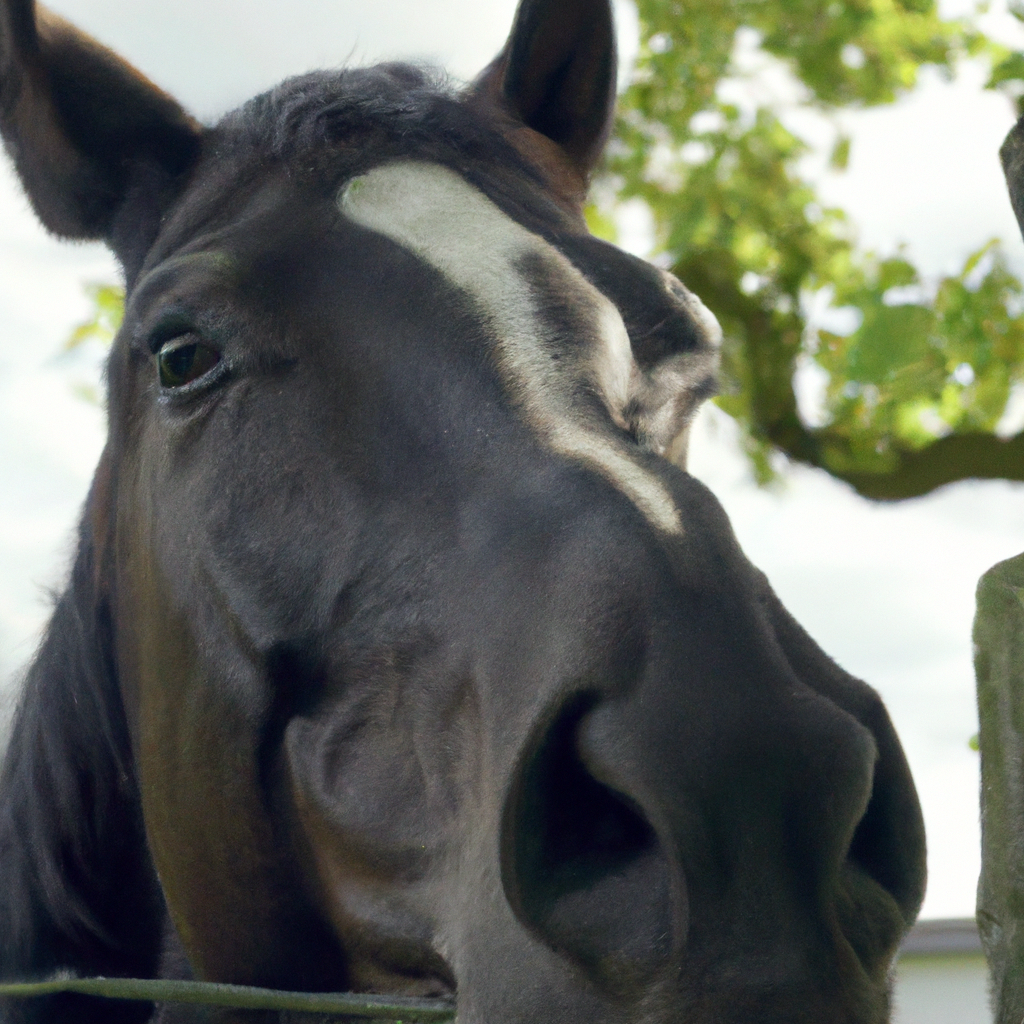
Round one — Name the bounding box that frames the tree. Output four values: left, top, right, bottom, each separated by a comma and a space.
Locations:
592, 0, 1024, 499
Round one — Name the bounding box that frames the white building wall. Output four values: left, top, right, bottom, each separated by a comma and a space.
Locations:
893, 953, 991, 1024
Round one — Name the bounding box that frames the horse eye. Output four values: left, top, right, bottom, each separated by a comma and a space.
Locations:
157, 339, 221, 389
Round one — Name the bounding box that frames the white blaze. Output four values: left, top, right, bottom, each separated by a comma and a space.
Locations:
339, 161, 683, 535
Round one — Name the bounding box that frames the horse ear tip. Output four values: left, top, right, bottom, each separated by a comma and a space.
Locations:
471, 0, 617, 183
0, 0, 204, 250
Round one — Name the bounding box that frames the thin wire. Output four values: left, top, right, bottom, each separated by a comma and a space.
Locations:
0, 976, 456, 1021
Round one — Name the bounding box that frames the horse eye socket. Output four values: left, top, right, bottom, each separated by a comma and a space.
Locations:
157, 339, 221, 389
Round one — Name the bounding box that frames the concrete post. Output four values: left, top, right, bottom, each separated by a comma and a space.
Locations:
976, 552, 1024, 1024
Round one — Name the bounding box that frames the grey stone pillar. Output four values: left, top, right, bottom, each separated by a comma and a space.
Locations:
976, 551, 1024, 1024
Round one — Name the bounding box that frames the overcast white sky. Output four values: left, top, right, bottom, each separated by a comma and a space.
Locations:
1, 0, 1023, 921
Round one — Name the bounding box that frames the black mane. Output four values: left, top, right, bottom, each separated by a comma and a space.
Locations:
0, 494, 165, 1020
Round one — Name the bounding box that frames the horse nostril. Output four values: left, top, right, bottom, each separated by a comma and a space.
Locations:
846, 765, 926, 920
501, 696, 676, 992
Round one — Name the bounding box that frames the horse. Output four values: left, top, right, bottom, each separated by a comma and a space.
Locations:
0, 0, 926, 1021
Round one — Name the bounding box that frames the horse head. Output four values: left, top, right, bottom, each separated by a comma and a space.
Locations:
0, 1, 925, 1021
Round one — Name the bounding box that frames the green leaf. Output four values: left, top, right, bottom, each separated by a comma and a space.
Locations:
830, 135, 852, 171
584, 204, 617, 243
64, 283, 124, 353
988, 51, 1024, 88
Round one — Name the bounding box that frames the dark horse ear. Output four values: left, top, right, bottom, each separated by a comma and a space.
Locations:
473, 0, 617, 183
0, 0, 202, 269
1002, 117, 1024, 243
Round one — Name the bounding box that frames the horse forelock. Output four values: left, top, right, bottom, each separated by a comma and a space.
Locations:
136, 64, 579, 282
